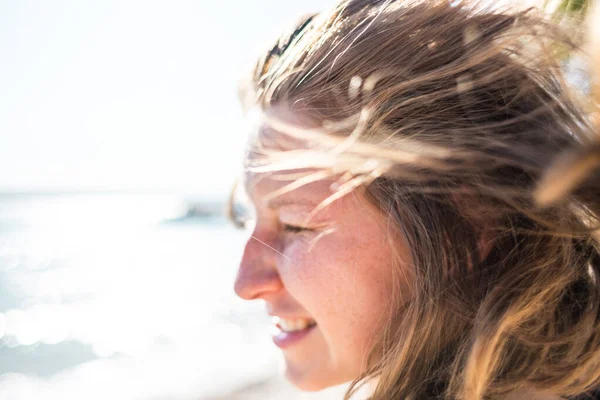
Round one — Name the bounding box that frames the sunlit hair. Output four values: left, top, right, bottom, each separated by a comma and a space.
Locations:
235, 0, 600, 399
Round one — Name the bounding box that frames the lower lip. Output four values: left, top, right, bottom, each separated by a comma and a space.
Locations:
271, 324, 317, 349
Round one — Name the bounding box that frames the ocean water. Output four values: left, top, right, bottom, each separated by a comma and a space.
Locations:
0, 193, 281, 400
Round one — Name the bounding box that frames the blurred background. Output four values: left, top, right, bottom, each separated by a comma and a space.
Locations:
0, 0, 347, 398
2, 0, 591, 399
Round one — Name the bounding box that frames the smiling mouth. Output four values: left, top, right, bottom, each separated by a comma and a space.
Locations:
274, 317, 317, 333
271, 317, 317, 349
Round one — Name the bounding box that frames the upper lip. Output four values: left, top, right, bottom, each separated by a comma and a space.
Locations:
266, 303, 316, 320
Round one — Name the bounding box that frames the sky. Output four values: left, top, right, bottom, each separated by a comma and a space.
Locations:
0, 0, 335, 197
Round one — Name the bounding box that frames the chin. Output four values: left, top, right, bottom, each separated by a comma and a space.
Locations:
285, 373, 327, 392
284, 362, 349, 392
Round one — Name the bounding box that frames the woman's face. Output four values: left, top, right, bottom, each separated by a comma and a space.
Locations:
233, 110, 414, 391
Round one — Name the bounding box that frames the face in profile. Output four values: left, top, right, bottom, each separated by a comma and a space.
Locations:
233, 110, 414, 391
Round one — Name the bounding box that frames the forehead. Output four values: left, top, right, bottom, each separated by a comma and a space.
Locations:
245, 106, 315, 155
244, 171, 336, 209
243, 107, 333, 207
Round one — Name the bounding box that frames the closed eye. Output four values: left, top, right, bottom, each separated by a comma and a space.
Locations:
282, 223, 312, 233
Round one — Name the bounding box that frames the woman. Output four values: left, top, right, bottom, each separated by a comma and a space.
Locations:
231, 0, 600, 399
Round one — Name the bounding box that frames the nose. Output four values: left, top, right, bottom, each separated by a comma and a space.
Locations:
234, 230, 284, 300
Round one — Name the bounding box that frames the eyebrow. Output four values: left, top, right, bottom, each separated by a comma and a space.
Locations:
266, 197, 321, 210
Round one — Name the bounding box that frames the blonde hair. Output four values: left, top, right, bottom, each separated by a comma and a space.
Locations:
237, 1, 600, 399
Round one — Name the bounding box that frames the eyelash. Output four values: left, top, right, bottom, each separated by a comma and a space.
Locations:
282, 223, 311, 234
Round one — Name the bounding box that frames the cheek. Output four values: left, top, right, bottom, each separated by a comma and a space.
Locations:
278, 237, 335, 296
281, 232, 395, 328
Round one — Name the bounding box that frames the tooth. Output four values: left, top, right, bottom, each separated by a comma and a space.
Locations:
297, 320, 308, 330
280, 320, 292, 332
269, 323, 281, 336
275, 318, 316, 332
282, 319, 296, 332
